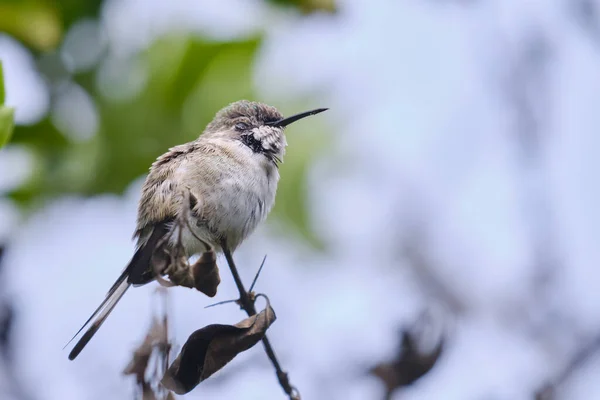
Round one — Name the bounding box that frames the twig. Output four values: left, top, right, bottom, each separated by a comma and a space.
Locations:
535, 333, 600, 399
249, 255, 268, 293
222, 246, 300, 400
401, 228, 465, 315
204, 299, 238, 309
205, 258, 268, 309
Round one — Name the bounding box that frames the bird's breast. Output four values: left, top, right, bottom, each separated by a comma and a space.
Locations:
188, 141, 280, 251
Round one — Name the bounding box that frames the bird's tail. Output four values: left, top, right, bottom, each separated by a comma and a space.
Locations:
66, 222, 172, 360
66, 273, 131, 360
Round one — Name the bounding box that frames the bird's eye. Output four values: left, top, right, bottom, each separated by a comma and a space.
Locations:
235, 122, 249, 131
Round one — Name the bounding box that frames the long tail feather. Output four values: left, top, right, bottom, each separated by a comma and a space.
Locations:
67, 278, 130, 360
66, 221, 172, 360
64, 270, 129, 350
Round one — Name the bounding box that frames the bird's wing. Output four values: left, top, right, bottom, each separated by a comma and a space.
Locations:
133, 142, 201, 242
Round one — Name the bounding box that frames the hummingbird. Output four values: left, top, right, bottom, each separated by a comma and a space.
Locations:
67, 100, 327, 360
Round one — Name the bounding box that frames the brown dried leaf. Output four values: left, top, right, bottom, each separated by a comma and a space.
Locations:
159, 250, 221, 298
161, 304, 276, 394
124, 289, 173, 400
141, 382, 158, 400
370, 329, 444, 396
535, 384, 555, 400
123, 318, 169, 382
192, 251, 220, 297
165, 392, 177, 400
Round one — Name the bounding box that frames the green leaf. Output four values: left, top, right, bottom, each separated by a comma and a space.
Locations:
0, 1, 62, 51
0, 61, 13, 149
0, 106, 14, 148
267, 0, 336, 13
180, 38, 260, 137
52, 0, 103, 32
10, 117, 69, 149
0, 61, 5, 104
89, 36, 262, 195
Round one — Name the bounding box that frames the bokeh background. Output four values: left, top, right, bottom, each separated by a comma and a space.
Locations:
1, 0, 600, 399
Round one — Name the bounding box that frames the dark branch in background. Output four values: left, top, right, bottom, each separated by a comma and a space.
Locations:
0, 246, 10, 360
505, 31, 565, 329
535, 333, 600, 399
501, 24, 600, 400
570, 0, 600, 48
401, 221, 465, 316
503, 28, 564, 309
0, 245, 35, 400
503, 28, 566, 397
0, 301, 13, 361
222, 247, 300, 400
505, 31, 551, 160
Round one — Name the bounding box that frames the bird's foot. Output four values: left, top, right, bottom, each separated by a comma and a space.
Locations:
161, 250, 193, 287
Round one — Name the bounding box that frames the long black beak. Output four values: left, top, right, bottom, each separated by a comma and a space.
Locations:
266, 108, 328, 128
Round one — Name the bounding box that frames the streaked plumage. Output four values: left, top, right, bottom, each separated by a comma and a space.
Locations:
67, 100, 326, 360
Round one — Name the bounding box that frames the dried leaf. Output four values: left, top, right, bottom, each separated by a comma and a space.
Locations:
192, 251, 220, 297
370, 328, 444, 396
165, 392, 177, 400
124, 290, 173, 400
535, 384, 555, 400
141, 382, 158, 400
123, 318, 169, 382
158, 251, 221, 298
162, 304, 276, 394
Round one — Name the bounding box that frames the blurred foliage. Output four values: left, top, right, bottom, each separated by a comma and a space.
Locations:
1, 0, 332, 247
0, 62, 14, 148
89, 36, 260, 195
271, 124, 329, 249
0, 0, 61, 51
8, 34, 260, 199
267, 0, 336, 13
0, 0, 103, 52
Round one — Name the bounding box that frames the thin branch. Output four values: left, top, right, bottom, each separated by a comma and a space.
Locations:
401, 227, 465, 315
249, 255, 268, 293
535, 333, 600, 399
222, 246, 300, 400
204, 299, 238, 309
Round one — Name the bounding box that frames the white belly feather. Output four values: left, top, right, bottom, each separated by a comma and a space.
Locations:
173, 150, 279, 255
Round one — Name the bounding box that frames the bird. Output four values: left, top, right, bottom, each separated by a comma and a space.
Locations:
66, 100, 327, 360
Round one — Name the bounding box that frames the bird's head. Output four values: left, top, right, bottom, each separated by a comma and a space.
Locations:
203, 100, 327, 165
